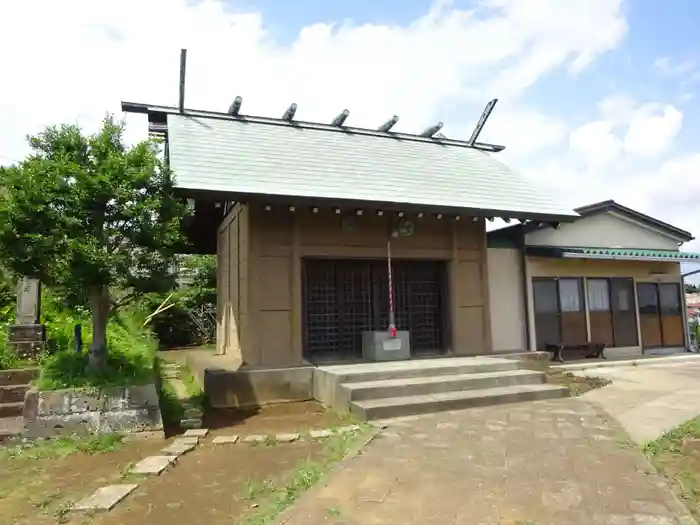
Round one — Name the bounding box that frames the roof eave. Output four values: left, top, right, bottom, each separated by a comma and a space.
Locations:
177, 189, 580, 223
574, 200, 693, 242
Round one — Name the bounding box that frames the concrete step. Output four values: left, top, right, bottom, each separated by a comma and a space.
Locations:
0, 368, 39, 386
349, 383, 568, 421
319, 357, 521, 384
340, 369, 545, 405
0, 401, 24, 418
0, 384, 29, 404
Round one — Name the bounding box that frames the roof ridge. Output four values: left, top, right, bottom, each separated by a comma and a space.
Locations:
121, 101, 506, 153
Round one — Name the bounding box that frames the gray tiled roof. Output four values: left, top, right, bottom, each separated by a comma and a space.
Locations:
167, 114, 577, 220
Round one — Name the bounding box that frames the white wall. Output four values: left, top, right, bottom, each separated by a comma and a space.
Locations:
487, 248, 527, 351
526, 212, 681, 251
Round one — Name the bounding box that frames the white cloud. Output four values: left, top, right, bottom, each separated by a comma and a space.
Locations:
623, 104, 683, 158
480, 106, 567, 156
569, 120, 623, 169
0, 0, 627, 163
3, 0, 698, 250
654, 56, 696, 77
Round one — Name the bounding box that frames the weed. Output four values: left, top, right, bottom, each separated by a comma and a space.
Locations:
244, 478, 275, 501
33, 489, 62, 509
326, 505, 341, 517
155, 360, 185, 426
121, 463, 135, 480
644, 416, 700, 520
263, 435, 278, 447
612, 429, 634, 449
53, 499, 73, 524
0, 433, 122, 461
238, 426, 370, 525
645, 417, 700, 458
154, 358, 206, 431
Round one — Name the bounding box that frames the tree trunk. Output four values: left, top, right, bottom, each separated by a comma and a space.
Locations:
87, 286, 110, 372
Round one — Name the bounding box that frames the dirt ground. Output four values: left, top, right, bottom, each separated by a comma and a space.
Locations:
89, 439, 329, 525
205, 401, 354, 436
545, 369, 611, 396
0, 402, 356, 525
0, 438, 165, 525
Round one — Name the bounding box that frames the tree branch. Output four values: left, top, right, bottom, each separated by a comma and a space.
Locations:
110, 292, 138, 314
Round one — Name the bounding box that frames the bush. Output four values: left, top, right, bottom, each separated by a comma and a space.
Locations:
35, 307, 157, 390
141, 254, 216, 349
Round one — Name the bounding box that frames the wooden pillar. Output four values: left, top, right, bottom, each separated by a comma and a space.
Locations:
477, 220, 493, 353
449, 220, 459, 354
291, 213, 303, 362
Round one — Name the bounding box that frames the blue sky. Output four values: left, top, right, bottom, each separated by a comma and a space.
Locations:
242, 0, 700, 150
1, 0, 700, 251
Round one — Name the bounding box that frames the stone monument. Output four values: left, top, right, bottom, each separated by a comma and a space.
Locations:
8, 277, 46, 359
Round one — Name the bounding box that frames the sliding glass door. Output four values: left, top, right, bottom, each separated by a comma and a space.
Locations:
533, 277, 586, 349
637, 282, 684, 349
587, 278, 638, 347
611, 278, 639, 346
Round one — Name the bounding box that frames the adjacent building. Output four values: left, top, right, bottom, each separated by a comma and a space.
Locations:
488, 200, 698, 359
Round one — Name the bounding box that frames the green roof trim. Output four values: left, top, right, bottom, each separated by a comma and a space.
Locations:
526, 246, 700, 262
576, 248, 700, 261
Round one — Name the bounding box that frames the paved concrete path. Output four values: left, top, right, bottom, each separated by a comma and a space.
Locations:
579, 360, 700, 444
277, 398, 693, 525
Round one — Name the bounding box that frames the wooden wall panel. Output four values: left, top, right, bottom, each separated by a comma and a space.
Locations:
244, 207, 490, 364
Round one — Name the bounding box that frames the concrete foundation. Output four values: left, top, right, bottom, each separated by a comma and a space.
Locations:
184, 348, 564, 415
23, 384, 163, 439
186, 352, 315, 408
203, 366, 315, 408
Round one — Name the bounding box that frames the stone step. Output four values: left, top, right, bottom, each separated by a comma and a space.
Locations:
0, 401, 24, 418
0, 416, 24, 442
319, 357, 520, 385
339, 369, 545, 407
180, 418, 202, 430
0, 384, 29, 404
0, 368, 39, 387
183, 407, 203, 420
349, 384, 569, 421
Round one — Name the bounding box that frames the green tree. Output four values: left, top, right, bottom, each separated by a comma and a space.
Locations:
0, 117, 188, 371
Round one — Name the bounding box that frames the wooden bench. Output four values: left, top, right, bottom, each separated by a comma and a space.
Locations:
544, 342, 607, 363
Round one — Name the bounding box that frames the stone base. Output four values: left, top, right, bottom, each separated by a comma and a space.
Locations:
23, 384, 164, 439
8, 324, 46, 360
203, 366, 314, 409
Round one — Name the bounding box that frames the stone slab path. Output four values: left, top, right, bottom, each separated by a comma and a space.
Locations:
131, 455, 177, 475
276, 398, 693, 525
578, 360, 700, 443
73, 484, 139, 511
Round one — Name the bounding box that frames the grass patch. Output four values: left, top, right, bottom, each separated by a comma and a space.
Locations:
154, 359, 184, 427
154, 357, 207, 432
244, 478, 275, 501
644, 416, 700, 519
0, 433, 123, 461
238, 427, 372, 525
545, 370, 610, 396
